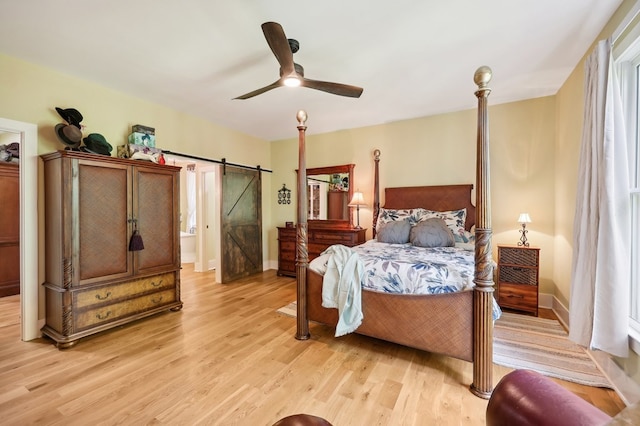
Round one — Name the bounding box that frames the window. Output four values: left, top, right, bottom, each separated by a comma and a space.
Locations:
616, 40, 640, 343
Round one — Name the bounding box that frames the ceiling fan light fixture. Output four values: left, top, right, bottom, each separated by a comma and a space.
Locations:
233, 22, 363, 99
284, 75, 301, 87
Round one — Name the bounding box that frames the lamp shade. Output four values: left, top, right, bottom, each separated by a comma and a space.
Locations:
348, 191, 365, 207
517, 213, 532, 224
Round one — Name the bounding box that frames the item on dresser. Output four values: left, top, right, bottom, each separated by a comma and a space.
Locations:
127, 143, 162, 163
55, 106, 84, 129
131, 124, 155, 135
40, 150, 182, 348
54, 123, 82, 148
497, 245, 540, 316
129, 131, 156, 148
82, 133, 112, 156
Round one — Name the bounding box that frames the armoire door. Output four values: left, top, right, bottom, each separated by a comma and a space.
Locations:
220, 166, 262, 283
134, 165, 180, 274
76, 159, 132, 285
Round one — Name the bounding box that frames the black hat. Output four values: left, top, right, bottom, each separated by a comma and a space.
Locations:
83, 133, 112, 156
6, 142, 19, 158
54, 123, 82, 147
55, 107, 83, 129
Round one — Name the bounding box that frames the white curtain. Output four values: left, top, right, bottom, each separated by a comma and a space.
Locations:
186, 167, 196, 233
569, 38, 631, 358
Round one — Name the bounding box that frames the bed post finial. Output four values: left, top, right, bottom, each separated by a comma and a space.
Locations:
473, 66, 492, 89
470, 65, 495, 400
296, 110, 310, 341
296, 110, 308, 126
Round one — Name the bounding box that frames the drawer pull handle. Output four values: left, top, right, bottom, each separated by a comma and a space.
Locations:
96, 311, 112, 320
506, 294, 524, 299
151, 279, 163, 287
95, 292, 111, 301
152, 296, 163, 304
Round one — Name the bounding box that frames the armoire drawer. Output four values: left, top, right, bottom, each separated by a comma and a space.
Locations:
75, 288, 177, 330
74, 272, 176, 308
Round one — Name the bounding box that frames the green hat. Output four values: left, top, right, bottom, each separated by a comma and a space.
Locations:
83, 133, 112, 156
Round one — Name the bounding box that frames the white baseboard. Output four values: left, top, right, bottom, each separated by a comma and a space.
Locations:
545, 293, 640, 405
264, 260, 278, 271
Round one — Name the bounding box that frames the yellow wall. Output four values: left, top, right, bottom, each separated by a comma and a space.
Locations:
0, 52, 273, 303
270, 97, 557, 293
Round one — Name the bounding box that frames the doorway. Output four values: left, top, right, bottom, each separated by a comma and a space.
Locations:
164, 155, 219, 275
195, 165, 219, 275
0, 118, 38, 341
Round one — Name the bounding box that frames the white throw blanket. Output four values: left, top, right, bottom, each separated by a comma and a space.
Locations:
321, 244, 364, 337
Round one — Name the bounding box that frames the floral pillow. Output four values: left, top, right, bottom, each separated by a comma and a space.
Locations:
417, 208, 467, 243
375, 208, 420, 231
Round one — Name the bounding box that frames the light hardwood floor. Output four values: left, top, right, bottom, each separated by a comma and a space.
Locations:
0, 265, 626, 425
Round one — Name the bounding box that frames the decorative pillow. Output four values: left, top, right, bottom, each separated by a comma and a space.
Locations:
375, 208, 418, 231
410, 218, 455, 248
460, 229, 475, 244
377, 219, 411, 244
417, 208, 467, 243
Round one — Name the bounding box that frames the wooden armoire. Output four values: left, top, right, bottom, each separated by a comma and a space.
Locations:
41, 150, 182, 348
0, 162, 19, 297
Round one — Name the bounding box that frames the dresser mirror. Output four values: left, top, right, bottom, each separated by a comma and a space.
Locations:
304, 164, 354, 229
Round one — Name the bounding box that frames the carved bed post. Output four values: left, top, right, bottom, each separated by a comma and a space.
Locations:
295, 110, 310, 340
470, 66, 494, 399
372, 149, 381, 237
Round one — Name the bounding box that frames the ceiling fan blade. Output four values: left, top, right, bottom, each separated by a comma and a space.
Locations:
233, 80, 282, 100
261, 22, 295, 76
302, 78, 364, 98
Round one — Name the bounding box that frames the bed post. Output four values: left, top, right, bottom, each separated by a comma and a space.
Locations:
470, 66, 494, 399
372, 149, 381, 238
295, 110, 311, 340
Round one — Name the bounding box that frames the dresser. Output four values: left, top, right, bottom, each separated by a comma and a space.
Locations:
277, 226, 367, 277
497, 245, 540, 316
41, 150, 182, 348
0, 162, 19, 297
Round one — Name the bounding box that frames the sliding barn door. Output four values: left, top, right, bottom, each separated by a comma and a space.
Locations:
220, 166, 262, 282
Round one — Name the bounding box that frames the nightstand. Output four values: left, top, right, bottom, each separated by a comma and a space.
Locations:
497, 245, 540, 316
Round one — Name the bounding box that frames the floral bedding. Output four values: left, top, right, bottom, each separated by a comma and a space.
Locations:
310, 239, 476, 295
355, 240, 475, 294
309, 239, 502, 320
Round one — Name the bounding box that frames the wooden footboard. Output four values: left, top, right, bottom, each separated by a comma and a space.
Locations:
307, 269, 474, 362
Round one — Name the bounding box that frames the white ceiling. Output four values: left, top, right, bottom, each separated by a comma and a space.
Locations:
0, 1, 623, 141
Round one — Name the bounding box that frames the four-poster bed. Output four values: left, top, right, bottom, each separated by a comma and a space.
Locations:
294, 66, 495, 398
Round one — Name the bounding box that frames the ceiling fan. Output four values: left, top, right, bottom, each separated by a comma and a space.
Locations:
234, 22, 363, 100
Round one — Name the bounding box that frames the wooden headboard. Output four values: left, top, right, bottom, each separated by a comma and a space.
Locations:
382, 184, 476, 231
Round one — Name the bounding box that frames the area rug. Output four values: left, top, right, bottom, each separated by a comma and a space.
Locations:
494, 312, 612, 388
277, 302, 297, 318
278, 302, 613, 388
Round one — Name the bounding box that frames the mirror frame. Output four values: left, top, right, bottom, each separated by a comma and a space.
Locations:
304, 163, 355, 229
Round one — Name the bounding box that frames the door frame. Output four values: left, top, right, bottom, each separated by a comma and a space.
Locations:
195, 164, 220, 275
0, 118, 38, 341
